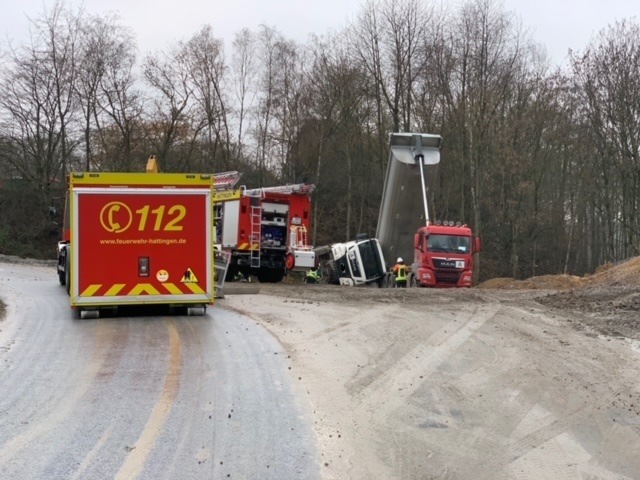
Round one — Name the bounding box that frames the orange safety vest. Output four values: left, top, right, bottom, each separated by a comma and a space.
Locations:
394, 264, 407, 281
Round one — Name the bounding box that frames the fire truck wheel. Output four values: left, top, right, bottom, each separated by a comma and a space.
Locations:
80, 309, 99, 320
225, 268, 238, 282
64, 253, 71, 295
58, 251, 66, 286
187, 306, 206, 316
257, 269, 284, 283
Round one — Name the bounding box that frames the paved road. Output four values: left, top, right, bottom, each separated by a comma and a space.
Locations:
0, 262, 319, 480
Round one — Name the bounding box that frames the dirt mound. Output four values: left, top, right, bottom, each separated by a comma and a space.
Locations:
478, 274, 584, 290
529, 256, 640, 340
478, 256, 640, 290
581, 256, 640, 287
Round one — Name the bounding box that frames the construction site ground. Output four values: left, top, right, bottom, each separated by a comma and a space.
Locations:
221, 257, 640, 479
1, 254, 639, 478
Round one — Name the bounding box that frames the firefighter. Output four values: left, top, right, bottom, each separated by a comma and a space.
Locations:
304, 267, 321, 284
392, 257, 409, 288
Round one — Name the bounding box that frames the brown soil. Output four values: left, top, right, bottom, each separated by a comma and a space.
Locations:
222, 258, 640, 479
478, 256, 640, 340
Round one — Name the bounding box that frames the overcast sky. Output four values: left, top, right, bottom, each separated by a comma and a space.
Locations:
2, 0, 639, 66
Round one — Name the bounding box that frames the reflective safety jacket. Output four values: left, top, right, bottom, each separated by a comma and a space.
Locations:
393, 263, 407, 281
306, 269, 320, 281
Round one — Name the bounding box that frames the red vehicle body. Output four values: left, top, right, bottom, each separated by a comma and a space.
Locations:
412, 222, 482, 288
213, 184, 316, 283
57, 167, 215, 318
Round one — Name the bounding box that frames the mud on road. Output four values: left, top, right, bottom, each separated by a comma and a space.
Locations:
541, 285, 640, 340
221, 278, 640, 480
481, 256, 640, 340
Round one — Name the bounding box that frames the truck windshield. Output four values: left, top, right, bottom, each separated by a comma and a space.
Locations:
427, 234, 470, 254
357, 240, 384, 279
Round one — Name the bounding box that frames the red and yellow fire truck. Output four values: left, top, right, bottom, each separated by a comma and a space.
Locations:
57, 158, 215, 318
213, 178, 316, 283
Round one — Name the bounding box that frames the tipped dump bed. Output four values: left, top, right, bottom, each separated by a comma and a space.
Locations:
375, 133, 443, 265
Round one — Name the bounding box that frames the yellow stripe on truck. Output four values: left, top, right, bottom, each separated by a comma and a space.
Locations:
162, 283, 183, 295
80, 282, 204, 296
128, 284, 161, 295
105, 284, 126, 296
183, 283, 206, 294
81, 284, 102, 296
237, 243, 259, 250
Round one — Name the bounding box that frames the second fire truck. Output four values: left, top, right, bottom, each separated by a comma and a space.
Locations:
213, 175, 316, 283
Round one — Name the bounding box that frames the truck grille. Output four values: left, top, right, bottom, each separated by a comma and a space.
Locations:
433, 258, 462, 269
435, 270, 461, 285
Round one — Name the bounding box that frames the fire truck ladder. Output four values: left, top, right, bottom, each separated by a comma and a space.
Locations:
250, 202, 262, 268
213, 171, 242, 191
243, 184, 316, 196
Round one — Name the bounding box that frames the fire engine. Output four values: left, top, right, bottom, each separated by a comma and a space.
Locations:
213, 176, 316, 283
57, 157, 216, 318
376, 133, 482, 287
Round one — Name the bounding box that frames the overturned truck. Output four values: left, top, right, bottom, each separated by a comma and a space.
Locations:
314, 234, 387, 287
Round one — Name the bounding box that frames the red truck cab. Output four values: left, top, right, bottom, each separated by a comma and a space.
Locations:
412, 222, 481, 287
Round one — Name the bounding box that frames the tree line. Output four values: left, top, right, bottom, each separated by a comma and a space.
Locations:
0, 0, 639, 281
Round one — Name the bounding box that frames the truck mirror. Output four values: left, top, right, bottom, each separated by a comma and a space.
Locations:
474, 237, 482, 253
414, 233, 422, 250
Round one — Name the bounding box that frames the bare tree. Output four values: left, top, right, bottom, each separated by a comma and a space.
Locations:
439, 0, 525, 280
143, 41, 205, 170
572, 19, 640, 262
231, 28, 258, 161
76, 13, 139, 171
185, 25, 231, 171
349, 0, 431, 130
95, 36, 144, 172
252, 25, 281, 185
0, 1, 81, 199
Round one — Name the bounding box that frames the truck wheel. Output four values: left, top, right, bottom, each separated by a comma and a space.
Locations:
322, 261, 339, 284
270, 270, 285, 283
187, 306, 206, 316
257, 269, 284, 283
58, 252, 66, 286
80, 309, 99, 320
225, 267, 237, 282
64, 253, 71, 295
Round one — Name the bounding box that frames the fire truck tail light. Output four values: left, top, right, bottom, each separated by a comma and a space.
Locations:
139, 257, 150, 277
